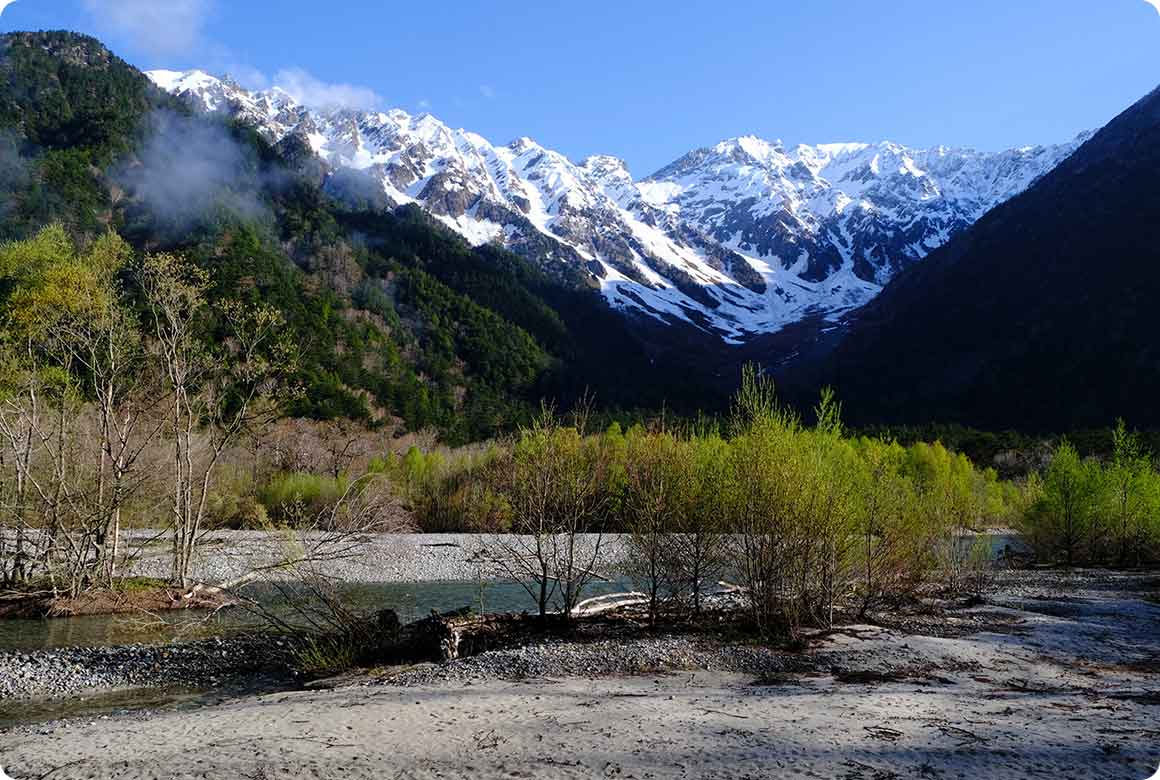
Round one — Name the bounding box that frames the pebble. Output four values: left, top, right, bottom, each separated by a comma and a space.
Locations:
381, 634, 815, 688
0, 637, 274, 701
125, 532, 629, 584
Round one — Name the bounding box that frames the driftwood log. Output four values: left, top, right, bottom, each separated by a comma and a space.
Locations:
375, 588, 704, 666
378, 608, 545, 664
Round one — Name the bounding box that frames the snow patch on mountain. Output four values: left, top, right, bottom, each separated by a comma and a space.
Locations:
147, 69, 1086, 344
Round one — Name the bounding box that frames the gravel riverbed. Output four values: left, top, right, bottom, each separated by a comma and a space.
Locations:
2, 542, 1148, 718
124, 532, 629, 584
0, 637, 280, 701
6, 571, 1157, 779
382, 635, 811, 687
0, 533, 629, 707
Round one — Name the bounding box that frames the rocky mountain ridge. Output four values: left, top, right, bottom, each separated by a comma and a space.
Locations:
149, 69, 1085, 344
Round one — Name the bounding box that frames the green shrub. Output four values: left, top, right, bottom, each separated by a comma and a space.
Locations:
259, 473, 351, 521
1021, 424, 1160, 566
292, 634, 361, 677
207, 472, 272, 530
114, 576, 169, 595
381, 445, 508, 532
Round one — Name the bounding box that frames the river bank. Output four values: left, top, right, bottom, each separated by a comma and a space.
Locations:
0, 580, 231, 622
1, 569, 1157, 779
7, 671, 1151, 780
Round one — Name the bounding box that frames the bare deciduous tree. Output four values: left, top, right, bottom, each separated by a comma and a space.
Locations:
0, 229, 162, 595
487, 406, 610, 621
139, 252, 294, 588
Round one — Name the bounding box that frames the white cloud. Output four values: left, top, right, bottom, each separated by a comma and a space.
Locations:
418, 98, 432, 110
223, 63, 270, 92
272, 68, 382, 110
76, 3, 382, 114
81, 0, 211, 56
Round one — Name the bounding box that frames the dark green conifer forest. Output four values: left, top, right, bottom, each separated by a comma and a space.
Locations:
0, 30, 716, 444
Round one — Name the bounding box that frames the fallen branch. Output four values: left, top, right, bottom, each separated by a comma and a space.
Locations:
925, 722, 988, 746
864, 724, 905, 742
699, 708, 749, 720
34, 760, 88, 780
571, 591, 649, 617
181, 569, 263, 601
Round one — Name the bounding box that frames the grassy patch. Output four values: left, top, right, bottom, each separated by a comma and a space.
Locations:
114, 576, 170, 595
292, 634, 362, 677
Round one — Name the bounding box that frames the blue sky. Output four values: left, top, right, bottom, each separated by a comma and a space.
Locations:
3, 0, 1159, 174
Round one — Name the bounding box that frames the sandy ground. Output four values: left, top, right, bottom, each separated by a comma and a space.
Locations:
0, 671, 1155, 779
2, 571, 1159, 779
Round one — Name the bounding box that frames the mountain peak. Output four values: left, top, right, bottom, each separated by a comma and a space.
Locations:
582, 154, 630, 178
148, 66, 1086, 345
509, 136, 545, 154
701, 135, 787, 168
146, 68, 220, 92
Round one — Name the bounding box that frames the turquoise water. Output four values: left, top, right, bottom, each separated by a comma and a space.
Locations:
0, 579, 635, 651
0, 579, 644, 727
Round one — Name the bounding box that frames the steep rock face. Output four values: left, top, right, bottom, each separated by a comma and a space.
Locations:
148, 69, 1082, 344
640, 136, 1086, 287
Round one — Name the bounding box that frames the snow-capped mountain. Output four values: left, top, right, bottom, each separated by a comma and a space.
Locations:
148, 69, 1085, 344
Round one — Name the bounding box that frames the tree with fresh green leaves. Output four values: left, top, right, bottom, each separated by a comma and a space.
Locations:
1036, 441, 1106, 566
850, 437, 922, 614
0, 226, 154, 592
724, 366, 807, 634
1108, 419, 1155, 566
673, 433, 730, 618
487, 407, 610, 620
622, 429, 689, 626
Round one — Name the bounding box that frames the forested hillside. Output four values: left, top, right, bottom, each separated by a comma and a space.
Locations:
0, 31, 715, 442
814, 82, 1160, 431
8, 30, 1158, 445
